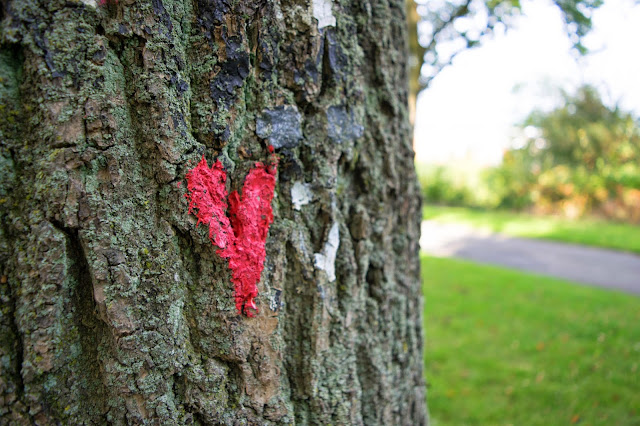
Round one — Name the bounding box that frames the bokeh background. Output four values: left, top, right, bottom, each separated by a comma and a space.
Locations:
410, 0, 640, 424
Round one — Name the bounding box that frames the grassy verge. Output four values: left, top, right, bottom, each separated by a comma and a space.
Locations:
422, 255, 640, 425
423, 205, 640, 254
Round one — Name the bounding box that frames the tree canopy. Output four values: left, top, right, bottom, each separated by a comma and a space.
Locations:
488, 85, 640, 221
409, 0, 603, 90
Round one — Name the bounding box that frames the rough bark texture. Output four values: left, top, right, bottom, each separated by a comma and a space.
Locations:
0, 0, 426, 424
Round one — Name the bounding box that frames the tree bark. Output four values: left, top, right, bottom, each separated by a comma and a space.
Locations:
0, 0, 426, 424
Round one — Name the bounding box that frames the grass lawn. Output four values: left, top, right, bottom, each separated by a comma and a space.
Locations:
423, 205, 640, 254
422, 255, 640, 426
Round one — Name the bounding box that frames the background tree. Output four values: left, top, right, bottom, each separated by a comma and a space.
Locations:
407, 0, 604, 98
487, 85, 640, 220
0, 0, 426, 424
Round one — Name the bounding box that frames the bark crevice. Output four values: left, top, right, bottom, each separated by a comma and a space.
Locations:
5, 273, 27, 407
50, 219, 110, 420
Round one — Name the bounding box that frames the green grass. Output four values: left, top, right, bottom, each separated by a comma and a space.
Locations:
423, 255, 640, 426
423, 205, 640, 254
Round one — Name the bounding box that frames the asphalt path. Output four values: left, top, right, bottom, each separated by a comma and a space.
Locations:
420, 220, 640, 295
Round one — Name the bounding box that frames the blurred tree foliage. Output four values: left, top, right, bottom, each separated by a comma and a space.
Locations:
417, 165, 476, 207
488, 85, 640, 221
407, 0, 603, 94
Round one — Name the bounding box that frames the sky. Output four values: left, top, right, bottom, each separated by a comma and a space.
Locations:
413, 0, 640, 166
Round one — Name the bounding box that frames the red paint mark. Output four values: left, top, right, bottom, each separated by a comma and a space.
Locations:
185, 155, 277, 316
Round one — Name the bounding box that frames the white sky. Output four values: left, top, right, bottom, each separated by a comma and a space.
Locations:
413, 0, 640, 165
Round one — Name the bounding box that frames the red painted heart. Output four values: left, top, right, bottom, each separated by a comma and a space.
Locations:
185, 154, 277, 316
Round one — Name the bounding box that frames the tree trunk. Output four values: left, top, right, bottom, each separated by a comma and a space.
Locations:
0, 0, 426, 424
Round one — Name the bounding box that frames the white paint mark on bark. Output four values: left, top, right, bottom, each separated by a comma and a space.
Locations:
168, 298, 184, 335
269, 289, 282, 312
312, 0, 336, 29
314, 222, 339, 282
79, 0, 98, 7
291, 181, 313, 210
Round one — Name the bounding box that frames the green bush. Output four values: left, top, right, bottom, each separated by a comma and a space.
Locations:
485, 85, 640, 221
417, 165, 476, 207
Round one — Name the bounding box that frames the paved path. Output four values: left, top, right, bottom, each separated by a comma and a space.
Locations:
420, 220, 640, 295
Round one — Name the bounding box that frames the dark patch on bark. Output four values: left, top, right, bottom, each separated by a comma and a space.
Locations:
326, 105, 364, 144
365, 265, 385, 303
325, 28, 347, 80
256, 106, 303, 149
152, 0, 173, 38
275, 148, 303, 182
196, 0, 230, 35
210, 34, 250, 110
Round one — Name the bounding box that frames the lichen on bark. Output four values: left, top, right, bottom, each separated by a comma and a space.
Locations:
0, 0, 427, 424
